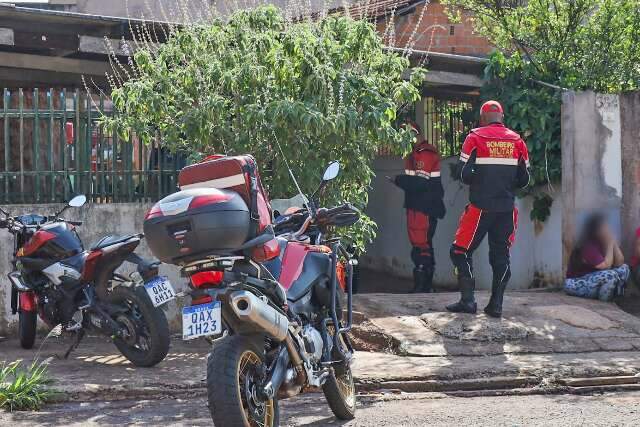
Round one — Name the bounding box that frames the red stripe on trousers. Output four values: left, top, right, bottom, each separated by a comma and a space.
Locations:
508, 207, 519, 247
407, 210, 430, 249
453, 204, 483, 250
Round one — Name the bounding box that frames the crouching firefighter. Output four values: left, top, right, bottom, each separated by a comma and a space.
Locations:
392, 121, 446, 293
447, 101, 530, 317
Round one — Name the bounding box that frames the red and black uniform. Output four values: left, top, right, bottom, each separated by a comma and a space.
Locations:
448, 122, 530, 315
394, 140, 445, 292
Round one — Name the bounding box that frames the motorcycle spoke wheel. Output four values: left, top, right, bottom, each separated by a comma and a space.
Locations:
335, 368, 356, 408
322, 325, 357, 420
237, 350, 275, 427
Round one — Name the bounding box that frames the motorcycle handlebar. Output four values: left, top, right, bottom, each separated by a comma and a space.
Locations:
316, 203, 360, 226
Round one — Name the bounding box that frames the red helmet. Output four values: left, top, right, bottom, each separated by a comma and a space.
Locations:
480, 100, 504, 114
479, 100, 504, 125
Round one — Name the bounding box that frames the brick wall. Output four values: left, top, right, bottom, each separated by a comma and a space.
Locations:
377, 1, 493, 56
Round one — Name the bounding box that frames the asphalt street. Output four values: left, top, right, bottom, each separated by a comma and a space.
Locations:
2, 391, 639, 426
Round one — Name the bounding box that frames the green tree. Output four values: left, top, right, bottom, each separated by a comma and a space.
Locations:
101, 6, 425, 248
442, 0, 640, 220
443, 0, 640, 92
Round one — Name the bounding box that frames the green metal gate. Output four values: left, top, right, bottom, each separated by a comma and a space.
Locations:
0, 88, 182, 205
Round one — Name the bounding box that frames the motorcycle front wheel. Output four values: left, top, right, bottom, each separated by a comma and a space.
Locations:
18, 310, 37, 349
108, 286, 170, 367
323, 364, 356, 420
207, 334, 279, 427
323, 327, 356, 420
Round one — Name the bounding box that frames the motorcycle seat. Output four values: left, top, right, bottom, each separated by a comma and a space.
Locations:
91, 234, 139, 251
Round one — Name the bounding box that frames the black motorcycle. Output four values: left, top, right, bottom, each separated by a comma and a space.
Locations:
1, 195, 172, 367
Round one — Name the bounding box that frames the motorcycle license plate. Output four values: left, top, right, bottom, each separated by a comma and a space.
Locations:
182, 302, 222, 340
144, 276, 176, 307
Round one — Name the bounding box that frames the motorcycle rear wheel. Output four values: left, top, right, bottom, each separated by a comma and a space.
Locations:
207, 334, 279, 427
18, 310, 37, 350
108, 286, 170, 367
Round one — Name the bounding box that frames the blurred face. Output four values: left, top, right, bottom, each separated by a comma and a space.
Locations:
596, 222, 612, 242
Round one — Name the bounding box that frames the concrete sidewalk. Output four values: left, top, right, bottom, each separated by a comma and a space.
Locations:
0, 291, 638, 401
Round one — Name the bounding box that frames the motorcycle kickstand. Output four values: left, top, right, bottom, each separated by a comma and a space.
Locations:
62, 329, 85, 360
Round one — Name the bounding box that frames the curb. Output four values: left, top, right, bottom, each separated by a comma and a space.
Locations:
356, 376, 540, 393
49, 374, 640, 404
51, 384, 207, 403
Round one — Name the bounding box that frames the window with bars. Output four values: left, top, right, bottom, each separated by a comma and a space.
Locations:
423, 98, 474, 158
378, 98, 475, 158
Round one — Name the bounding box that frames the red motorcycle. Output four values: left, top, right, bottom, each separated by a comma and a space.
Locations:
1, 195, 171, 366
144, 156, 359, 426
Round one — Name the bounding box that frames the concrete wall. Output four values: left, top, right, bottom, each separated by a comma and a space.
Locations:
620, 92, 640, 256
361, 156, 564, 290
561, 91, 632, 269
0, 203, 183, 336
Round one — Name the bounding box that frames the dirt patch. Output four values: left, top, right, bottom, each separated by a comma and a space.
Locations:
349, 319, 402, 354
420, 312, 531, 342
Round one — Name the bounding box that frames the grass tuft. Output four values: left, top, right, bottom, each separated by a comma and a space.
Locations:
0, 359, 56, 411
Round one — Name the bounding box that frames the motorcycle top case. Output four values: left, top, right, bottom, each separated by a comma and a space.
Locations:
178, 155, 272, 234
144, 187, 251, 265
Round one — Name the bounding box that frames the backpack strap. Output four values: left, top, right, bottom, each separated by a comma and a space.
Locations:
243, 156, 261, 237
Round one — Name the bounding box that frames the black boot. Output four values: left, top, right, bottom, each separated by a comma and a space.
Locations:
484, 279, 508, 318
411, 266, 434, 293
422, 266, 434, 293
411, 268, 427, 293
446, 277, 477, 314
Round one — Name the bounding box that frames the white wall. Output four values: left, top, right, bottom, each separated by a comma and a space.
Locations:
361, 156, 563, 290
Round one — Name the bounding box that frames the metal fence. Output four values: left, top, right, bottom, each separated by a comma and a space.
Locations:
424, 98, 475, 158
0, 89, 182, 205
379, 98, 475, 158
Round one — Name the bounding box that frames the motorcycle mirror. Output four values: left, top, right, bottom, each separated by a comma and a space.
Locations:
68, 195, 87, 208
322, 161, 340, 182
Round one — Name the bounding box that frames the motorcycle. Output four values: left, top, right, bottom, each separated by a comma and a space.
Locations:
1, 195, 172, 367
144, 158, 359, 426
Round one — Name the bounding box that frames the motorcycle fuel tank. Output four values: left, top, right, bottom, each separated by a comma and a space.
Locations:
17, 222, 83, 270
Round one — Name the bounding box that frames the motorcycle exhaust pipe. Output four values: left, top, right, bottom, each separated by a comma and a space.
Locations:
229, 291, 289, 342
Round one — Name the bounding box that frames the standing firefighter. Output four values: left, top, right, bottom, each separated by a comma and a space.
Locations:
392, 121, 446, 293
446, 101, 530, 317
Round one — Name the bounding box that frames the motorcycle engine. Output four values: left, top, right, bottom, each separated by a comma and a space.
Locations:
40, 287, 74, 326
301, 325, 324, 364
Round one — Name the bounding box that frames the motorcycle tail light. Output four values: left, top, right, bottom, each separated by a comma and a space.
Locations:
144, 205, 163, 220
191, 295, 213, 305
190, 270, 224, 289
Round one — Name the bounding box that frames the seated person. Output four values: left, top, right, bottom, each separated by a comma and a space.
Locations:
565, 213, 629, 301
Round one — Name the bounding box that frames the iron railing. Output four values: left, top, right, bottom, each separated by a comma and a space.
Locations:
0, 89, 182, 205
424, 98, 474, 158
